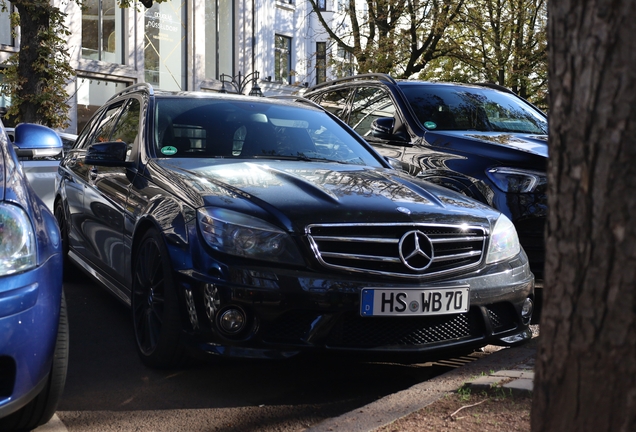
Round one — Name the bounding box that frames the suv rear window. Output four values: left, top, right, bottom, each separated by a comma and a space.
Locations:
401, 85, 548, 134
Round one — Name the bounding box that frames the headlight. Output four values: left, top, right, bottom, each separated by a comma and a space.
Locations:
0, 203, 37, 275
197, 208, 304, 265
486, 214, 520, 264
486, 167, 546, 193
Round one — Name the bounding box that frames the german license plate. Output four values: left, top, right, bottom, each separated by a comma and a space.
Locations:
360, 287, 470, 316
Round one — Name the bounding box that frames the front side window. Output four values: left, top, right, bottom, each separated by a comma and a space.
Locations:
316, 42, 327, 85
82, 0, 124, 63
275, 35, 292, 84
349, 87, 396, 137
312, 89, 351, 119
92, 103, 124, 145
110, 98, 141, 161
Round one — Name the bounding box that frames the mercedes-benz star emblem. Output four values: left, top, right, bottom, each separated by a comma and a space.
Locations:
398, 230, 434, 271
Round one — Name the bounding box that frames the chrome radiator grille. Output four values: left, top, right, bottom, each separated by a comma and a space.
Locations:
307, 223, 487, 278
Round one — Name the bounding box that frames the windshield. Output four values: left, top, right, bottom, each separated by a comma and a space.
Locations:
153, 98, 383, 167
401, 84, 548, 134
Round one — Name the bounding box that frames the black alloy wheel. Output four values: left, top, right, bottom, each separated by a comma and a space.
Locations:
131, 229, 186, 369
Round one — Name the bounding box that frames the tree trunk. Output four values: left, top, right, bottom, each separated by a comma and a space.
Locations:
531, 1, 636, 431
14, 1, 51, 124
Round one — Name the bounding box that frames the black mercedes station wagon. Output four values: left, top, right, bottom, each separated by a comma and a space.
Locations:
55, 83, 534, 368
304, 75, 547, 316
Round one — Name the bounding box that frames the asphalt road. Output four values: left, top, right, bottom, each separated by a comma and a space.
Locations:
43, 278, 467, 431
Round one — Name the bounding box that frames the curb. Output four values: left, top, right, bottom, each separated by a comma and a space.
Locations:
306, 340, 537, 432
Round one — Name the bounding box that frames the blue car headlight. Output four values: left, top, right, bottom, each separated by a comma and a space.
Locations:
0, 203, 37, 276
486, 214, 521, 264
197, 208, 304, 265
486, 167, 547, 193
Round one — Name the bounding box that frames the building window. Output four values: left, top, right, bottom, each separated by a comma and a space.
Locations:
338, 45, 355, 76
275, 35, 292, 84
82, 0, 124, 63
205, 0, 233, 80
0, 4, 14, 46
144, 1, 187, 91
316, 42, 326, 85
317, 0, 327, 11
0, 72, 11, 116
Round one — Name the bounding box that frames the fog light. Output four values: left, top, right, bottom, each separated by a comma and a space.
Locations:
218, 308, 246, 334
521, 298, 534, 323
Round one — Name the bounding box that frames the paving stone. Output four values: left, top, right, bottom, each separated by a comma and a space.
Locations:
502, 378, 534, 396
467, 376, 504, 391
493, 370, 535, 379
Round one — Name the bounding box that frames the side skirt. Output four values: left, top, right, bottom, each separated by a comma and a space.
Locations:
68, 250, 131, 307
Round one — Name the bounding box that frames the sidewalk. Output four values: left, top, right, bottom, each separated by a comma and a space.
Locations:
307, 337, 538, 432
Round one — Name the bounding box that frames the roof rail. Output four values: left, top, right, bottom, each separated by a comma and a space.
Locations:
106, 82, 154, 102
474, 82, 516, 95
307, 73, 397, 92
267, 95, 324, 110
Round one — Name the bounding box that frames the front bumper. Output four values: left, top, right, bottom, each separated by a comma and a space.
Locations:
0, 254, 62, 418
173, 252, 534, 361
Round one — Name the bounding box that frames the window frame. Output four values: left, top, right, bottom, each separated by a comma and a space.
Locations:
316, 42, 327, 85
81, 0, 124, 63
275, 34, 292, 84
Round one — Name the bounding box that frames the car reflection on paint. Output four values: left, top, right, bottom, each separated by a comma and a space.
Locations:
54, 83, 535, 369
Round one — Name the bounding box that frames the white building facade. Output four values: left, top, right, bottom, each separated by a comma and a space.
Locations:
0, 0, 344, 133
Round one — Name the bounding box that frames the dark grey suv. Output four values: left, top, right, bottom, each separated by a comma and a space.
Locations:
304, 74, 547, 315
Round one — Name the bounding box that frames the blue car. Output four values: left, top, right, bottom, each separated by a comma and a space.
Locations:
0, 120, 68, 431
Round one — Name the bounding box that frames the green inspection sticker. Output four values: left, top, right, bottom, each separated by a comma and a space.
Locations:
161, 146, 178, 155
424, 121, 437, 129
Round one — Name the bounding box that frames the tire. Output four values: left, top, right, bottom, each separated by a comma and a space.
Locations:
54, 200, 79, 282
0, 293, 69, 432
131, 229, 187, 369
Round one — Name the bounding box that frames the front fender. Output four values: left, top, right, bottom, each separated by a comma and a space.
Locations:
132, 196, 197, 271
415, 171, 491, 204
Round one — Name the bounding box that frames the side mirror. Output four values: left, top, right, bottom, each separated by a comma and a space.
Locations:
370, 117, 408, 142
12, 123, 63, 158
85, 141, 130, 166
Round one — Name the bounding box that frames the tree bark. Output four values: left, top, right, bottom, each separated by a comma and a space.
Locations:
531, 1, 636, 431
14, 0, 51, 124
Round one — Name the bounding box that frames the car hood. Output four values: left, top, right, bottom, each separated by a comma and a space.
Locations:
152, 159, 499, 230
427, 131, 548, 158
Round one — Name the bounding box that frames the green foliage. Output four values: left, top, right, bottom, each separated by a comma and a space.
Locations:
1, 0, 74, 128
420, 0, 548, 109
310, 0, 548, 109
457, 385, 472, 401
